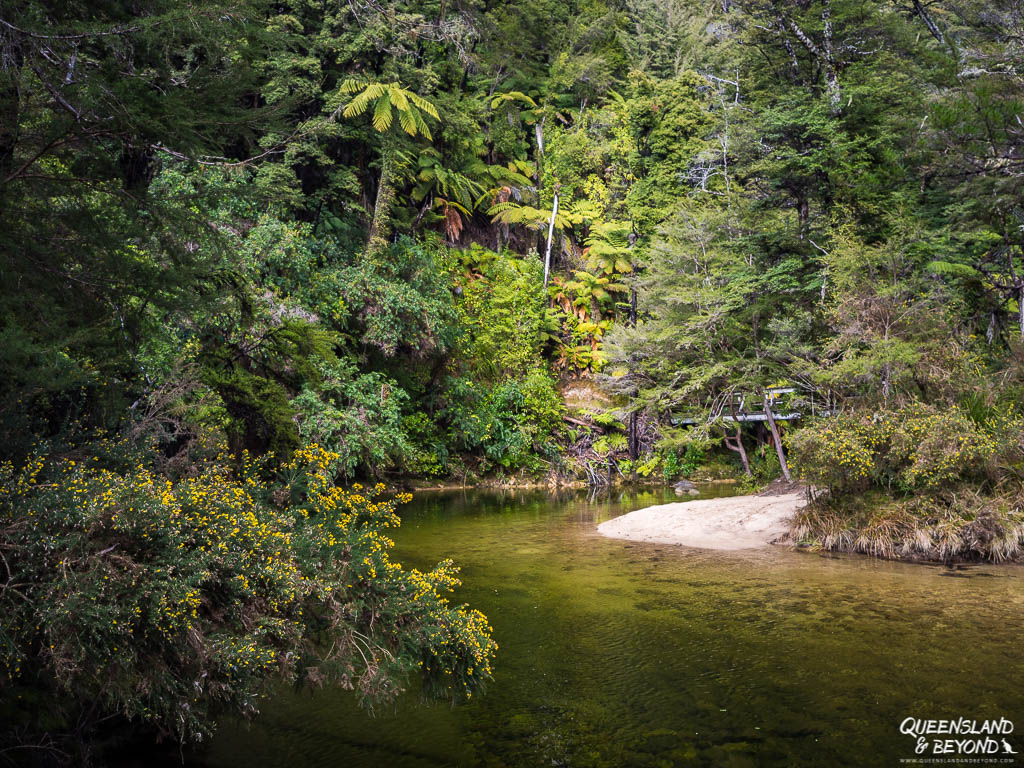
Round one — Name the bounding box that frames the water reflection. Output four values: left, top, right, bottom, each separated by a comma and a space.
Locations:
198, 486, 1024, 768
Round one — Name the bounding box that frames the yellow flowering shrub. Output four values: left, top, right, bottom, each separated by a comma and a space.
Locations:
790, 404, 1022, 494
0, 445, 496, 746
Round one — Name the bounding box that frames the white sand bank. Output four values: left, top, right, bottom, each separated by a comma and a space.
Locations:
597, 492, 807, 550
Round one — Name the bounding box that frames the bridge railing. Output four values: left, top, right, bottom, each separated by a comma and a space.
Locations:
670, 386, 837, 426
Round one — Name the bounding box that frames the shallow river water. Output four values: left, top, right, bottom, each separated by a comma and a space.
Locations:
199, 487, 1024, 768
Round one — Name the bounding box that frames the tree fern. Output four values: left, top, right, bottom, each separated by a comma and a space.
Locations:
489, 91, 538, 110
487, 201, 570, 231
585, 220, 634, 274
340, 79, 438, 140
338, 79, 439, 257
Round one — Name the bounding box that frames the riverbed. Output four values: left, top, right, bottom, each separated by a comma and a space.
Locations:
198, 486, 1024, 767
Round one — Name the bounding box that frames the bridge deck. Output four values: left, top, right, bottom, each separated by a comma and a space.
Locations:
672, 411, 802, 425
670, 387, 836, 426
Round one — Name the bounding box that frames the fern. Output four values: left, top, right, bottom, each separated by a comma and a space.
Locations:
925, 261, 983, 280
489, 91, 538, 110
585, 220, 634, 274
372, 92, 393, 132
487, 201, 571, 231
591, 411, 624, 429
339, 80, 437, 140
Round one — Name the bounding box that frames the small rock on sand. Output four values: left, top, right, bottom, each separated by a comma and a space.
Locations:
597, 492, 807, 550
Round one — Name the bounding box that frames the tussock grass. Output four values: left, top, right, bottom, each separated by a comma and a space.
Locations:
791, 487, 1024, 563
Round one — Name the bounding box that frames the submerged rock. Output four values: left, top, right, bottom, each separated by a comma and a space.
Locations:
674, 480, 700, 495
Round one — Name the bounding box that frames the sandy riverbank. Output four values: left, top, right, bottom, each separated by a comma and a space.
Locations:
597, 491, 807, 550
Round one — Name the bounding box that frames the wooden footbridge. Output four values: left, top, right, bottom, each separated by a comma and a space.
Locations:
671, 386, 834, 426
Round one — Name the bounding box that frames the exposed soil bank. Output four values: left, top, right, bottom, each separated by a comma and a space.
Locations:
597, 491, 807, 550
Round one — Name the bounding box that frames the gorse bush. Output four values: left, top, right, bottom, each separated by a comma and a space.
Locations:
0, 446, 496, 748
789, 404, 1023, 494
788, 403, 1024, 561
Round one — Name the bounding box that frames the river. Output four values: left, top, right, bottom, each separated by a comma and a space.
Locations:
198, 486, 1024, 767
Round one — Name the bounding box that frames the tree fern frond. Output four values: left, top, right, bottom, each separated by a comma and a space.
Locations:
407, 91, 440, 121
490, 91, 538, 110
398, 105, 417, 135
412, 109, 432, 140
584, 220, 635, 274
474, 189, 498, 209
338, 78, 365, 94
388, 85, 409, 112
486, 201, 522, 215
434, 197, 471, 215
342, 89, 373, 118
488, 203, 550, 229
553, 211, 572, 230
511, 159, 534, 177
372, 92, 393, 132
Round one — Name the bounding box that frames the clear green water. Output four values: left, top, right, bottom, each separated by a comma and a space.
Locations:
198, 487, 1024, 768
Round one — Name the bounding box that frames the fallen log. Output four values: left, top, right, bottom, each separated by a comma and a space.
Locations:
563, 415, 603, 431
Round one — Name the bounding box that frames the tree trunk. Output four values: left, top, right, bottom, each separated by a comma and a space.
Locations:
780, 3, 841, 113
820, 1, 841, 114
543, 187, 559, 286
763, 391, 792, 482
534, 119, 545, 200
628, 410, 639, 461
366, 137, 397, 261
1019, 283, 1024, 340
723, 424, 752, 477
798, 196, 809, 238
912, 0, 946, 45
626, 271, 640, 464
0, 85, 20, 186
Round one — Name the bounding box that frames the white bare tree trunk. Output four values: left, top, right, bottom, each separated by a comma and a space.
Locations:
543, 189, 559, 287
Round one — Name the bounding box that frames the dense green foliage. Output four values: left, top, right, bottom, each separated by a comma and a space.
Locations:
599, 0, 1024, 556
0, 445, 495, 750
4, 0, 1024, 758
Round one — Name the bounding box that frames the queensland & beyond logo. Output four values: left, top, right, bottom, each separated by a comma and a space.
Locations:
900, 717, 1017, 763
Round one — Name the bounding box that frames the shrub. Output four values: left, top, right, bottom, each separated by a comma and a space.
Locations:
0, 446, 496, 753
291, 357, 411, 478
401, 412, 449, 477
443, 370, 564, 472
788, 403, 1022, 494
339, 237, 459, 358
751, 447, 781, 486
458, 253, 549, 378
